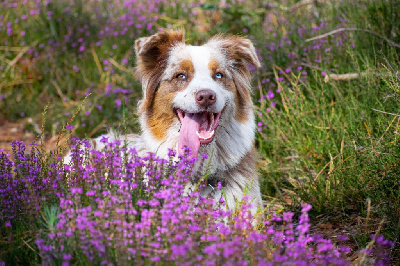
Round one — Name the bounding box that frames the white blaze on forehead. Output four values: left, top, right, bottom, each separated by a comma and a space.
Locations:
186, 45, 230, 77
164, 45, 213, 82
186, 45, 212, 79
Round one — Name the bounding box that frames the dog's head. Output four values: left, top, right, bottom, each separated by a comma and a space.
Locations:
135, 30, 260, 161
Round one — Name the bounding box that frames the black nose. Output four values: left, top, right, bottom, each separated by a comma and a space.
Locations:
195, 89, 216, 108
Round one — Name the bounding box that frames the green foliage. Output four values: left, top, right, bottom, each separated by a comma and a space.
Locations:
0, 0, 143, 136
41, 205, 60, 231
256, 57, 400, 254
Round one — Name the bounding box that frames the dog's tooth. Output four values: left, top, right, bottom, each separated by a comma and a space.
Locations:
196, 130, 215, 141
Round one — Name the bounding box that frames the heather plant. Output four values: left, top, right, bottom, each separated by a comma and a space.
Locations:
0, 139, 376, 264
0, 141, 61, 225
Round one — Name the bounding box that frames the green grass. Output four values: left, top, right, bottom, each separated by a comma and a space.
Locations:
1, 0, 399, 262
250, 1, 400, 258
256, 60, 400, 240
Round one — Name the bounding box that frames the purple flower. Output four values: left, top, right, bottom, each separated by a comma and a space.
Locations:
337, 235, 349, 241
301, 203, 312, 212
283, 212, 294, 222
70, 187, 82, 194
3, 138, 388, 265
86, 190, 96, 196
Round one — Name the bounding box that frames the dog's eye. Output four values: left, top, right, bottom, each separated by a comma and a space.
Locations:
176, 74, 186, 80
215, 73, 223, 79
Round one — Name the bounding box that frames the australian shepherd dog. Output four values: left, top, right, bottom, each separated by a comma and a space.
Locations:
70, 30, 263, 220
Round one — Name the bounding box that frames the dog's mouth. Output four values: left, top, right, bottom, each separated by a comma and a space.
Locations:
176, 109, 222, 157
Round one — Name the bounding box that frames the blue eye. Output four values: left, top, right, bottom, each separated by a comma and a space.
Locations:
177, 73, 186, 80
215, 73, 223, 79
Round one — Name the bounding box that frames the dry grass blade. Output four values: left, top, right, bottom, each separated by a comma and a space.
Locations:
305, 27, 400, 48
4, 40, 39, 72
371, 108, 400, 117
354, 219, 385, 265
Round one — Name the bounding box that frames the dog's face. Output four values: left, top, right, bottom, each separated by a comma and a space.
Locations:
135, 30, 260, 163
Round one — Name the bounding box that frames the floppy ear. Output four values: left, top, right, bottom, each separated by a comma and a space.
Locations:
135, 30, 185, 111
207, 36, 260, 106
211, 36, 261, 69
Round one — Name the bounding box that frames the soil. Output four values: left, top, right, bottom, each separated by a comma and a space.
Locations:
0, 116, 37, 153
0, 116, 65, 154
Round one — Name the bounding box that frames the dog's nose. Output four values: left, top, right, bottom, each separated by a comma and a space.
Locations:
196, 89, 216, 108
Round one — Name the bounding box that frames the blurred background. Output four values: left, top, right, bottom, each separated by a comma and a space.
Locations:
1, 0, 399, 261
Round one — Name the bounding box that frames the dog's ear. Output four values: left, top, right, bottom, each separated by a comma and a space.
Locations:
135, 30, 185, 111
210, 36, 261, 69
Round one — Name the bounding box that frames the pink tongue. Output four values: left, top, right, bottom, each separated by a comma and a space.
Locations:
178, 113, 208, 158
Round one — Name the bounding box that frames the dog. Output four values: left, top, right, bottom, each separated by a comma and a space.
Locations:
69, 30, 263, 220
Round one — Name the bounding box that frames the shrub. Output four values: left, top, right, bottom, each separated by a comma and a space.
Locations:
0, 139, 393, 264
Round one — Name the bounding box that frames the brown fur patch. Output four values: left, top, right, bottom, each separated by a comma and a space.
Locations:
211, 35, 261, 68
146, 84, 177, 140
208, 59, 220, 74
178, 59, 194, 77
135, 30, 185, 112
146, 58, 194, 140
233, 88, 251, 123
